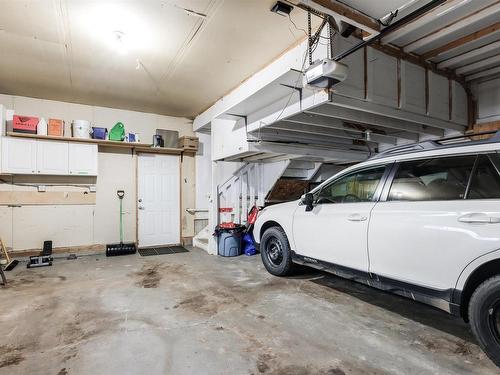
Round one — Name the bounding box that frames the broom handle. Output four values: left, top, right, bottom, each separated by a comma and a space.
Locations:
119, 198, 124, 243
1, 239, 11, 263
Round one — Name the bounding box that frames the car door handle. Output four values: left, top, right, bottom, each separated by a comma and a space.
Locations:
347, 214, 367, 222
458, 213, 500, 224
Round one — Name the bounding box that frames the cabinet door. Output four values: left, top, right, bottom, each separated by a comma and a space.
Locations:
68, 143, 98, 176
1, 137, 37, 174
36, 140, 69, 175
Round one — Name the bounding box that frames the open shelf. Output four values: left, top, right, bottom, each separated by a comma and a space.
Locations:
6, 132, 150, 148
5, 132, 187, 155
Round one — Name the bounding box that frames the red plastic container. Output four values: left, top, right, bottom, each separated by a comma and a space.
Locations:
13, 115, 38, 134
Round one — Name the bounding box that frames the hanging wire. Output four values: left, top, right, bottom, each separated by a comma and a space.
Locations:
329, 18, 335, 59
308, 11, 313, 65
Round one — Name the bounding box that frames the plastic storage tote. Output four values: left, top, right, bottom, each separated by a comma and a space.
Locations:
214, 225, 243, 257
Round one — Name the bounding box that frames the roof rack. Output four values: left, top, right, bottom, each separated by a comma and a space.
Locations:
370, 130, 500, 160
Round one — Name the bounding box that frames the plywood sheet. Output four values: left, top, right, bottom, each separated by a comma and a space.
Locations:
12, 205, 94, 249
0, 191, 96, 205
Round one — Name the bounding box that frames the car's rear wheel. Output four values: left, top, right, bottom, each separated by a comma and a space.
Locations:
469, 275, 500, 367
260, 226, 293, 276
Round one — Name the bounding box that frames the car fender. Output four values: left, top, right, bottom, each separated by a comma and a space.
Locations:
254, 200, 299, 249
455, 247, 500, 291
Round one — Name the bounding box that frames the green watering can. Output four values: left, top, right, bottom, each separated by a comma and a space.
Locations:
109, 122, 125, 141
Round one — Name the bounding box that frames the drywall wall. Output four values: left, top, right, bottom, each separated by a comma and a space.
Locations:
0, 94, 195, 252
476, 78, 500, 124
195, 132, 211, 210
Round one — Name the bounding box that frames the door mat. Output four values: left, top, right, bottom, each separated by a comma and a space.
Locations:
138, 246, 189, 257
168, 246, 189, 253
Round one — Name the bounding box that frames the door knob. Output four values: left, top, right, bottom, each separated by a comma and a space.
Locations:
138, 206, 145, 210
138, 199, 142, 202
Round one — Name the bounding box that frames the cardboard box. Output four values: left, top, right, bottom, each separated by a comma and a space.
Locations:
13, 115, 38, 134
48, 119, 64, 136
178, 136, 199, 151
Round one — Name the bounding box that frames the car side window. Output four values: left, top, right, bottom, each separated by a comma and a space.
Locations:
388, 155, 476, 201
314, 166, 386, 204
467, 154, 500, 199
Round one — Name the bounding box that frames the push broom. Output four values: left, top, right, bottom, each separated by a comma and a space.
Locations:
1, 237, 18, 271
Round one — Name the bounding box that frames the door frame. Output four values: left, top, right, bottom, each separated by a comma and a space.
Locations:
135, 151, 183, 248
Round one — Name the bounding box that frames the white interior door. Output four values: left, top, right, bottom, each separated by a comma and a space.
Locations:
138, 154, 180, 247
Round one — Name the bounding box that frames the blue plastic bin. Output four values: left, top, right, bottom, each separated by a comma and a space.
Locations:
92, 127, 107, 140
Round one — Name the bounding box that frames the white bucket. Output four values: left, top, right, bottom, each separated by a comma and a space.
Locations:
72, 120, 91, 139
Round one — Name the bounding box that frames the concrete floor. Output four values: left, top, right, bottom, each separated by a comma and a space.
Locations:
0, 248, 498, 375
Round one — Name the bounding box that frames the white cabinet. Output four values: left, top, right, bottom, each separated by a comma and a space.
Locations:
1, 137, 37, 174
36, 140, 69, 175
0, 137, 98, 176
68, 143, 98, 176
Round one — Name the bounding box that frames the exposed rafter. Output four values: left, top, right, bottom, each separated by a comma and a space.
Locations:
465, 65, 500, 81
455, 54, 500, 75
293, 0, 380, 39
421, 21, 500, 60
283, 113, 415, 142
382, 0, 470, 45
437, 40, 500, 69
266, 120, 398, 144
403, 2, 500, 54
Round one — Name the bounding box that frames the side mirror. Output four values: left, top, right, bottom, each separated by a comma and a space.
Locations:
301, 193, 314, 212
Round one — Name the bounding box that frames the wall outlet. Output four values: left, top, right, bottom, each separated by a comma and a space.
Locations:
89, 186, 97, 193
38, 185, 46, 192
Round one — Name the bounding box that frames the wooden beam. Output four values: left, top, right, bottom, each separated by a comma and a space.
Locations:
473, 120, 500, 136
438, 40, 500, 69
465, 65, 500, 81
0, 191, 96, 205
383, 0, 468, 45
456, 54, 500, 75
421, 21, 500, 60
298, 0, 380, 36
404, 3, 500, 54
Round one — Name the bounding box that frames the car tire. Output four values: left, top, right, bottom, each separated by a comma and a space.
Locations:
260, 226, 294, 276
469, 275, 500, 367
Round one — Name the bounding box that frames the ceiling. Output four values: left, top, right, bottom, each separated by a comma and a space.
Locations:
2, 0, 498, 120
0, 0, 320, 118
377, 0, 500, 83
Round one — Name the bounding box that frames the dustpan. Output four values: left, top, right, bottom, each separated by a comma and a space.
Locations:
1, 238, 18, 271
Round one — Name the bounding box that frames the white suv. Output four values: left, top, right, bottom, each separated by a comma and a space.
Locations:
254, 132, 500, 366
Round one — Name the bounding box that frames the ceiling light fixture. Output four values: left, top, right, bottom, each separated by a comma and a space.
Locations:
183, 8, 207, 18
113, 30, 127, 54
271, 1, 293, 16
173, 5, 207, 19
